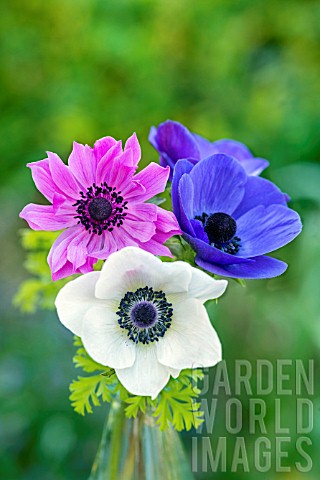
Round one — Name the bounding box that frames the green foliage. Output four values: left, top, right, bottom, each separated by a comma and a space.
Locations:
20, 229, 60, 252
233, 278, 246, 288
70, 375, 114, 416
70, 337, 204, 431
14, 230, 69, 312
70, 338, 117, 415
165, 236, 196, 265
152, 370, 204, 431
147, 194, 166, 206
14, 230, 103, 313
124, 395, 150, 418
72, 337, 110, 373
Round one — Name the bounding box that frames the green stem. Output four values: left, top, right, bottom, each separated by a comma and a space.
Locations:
108, 402, 126, 480
120, 411, 145, 479
89, 400, 126, 480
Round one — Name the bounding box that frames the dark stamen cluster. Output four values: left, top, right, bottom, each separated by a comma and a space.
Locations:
117, 286, 173, 344
73, 182, 128, 235
195, 211, 241, 255
215, 236, 241, 254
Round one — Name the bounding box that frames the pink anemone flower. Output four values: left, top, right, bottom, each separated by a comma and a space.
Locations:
20, 134, 181, 280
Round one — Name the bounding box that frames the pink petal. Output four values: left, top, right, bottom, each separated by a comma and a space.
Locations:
126, 163, 170, 202
118, 148, 133, 167
19, 204, 76, 231
138, 238, 173, 257
67, 229, 91, 270
152, 229, 175, 244
109, 151, 137, 188
111, 227, 139, 250
155, 207, 182, 234
27, 159, 60, 202
151, 217, 182, 250
88, 230, 119, 259
68, 142, 97, 188
95, 141, 123, 185
126, 203, 158, 223
121, 178, 146, 198
93, 136, 119, 161
87, 233, 104, 256
122, 218, 156, 242
150, 225, 181, 252
52, 193, 74, 215
124, 133, 141, 166
48, 227, 97, 279
50, 257, 96, 281
137, 208, 182, 258
106, 230, 120, 254
78, 257, 97, 274
48, 228, 80, 273
47, 152, 80, 199
51, 261, 75, 281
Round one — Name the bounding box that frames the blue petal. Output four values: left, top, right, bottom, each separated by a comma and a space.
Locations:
183, 232, 253, 266
149, 120, 200, 163
209, 139, 254, 160
193, 135, 254, 160
233, 176, 288, 218
236, 205, 302, 257
172, 159, 194, 219
195, 255, 288, 279
148, 126, 157, 149
193, 136, 270, 176
149, 127, 177, 173
240, 158, 269, 176
192, 133, 219, 158
176, 174, 196, 236
159, 152, 177, 173
190, 219, 209, 243
189, 154, 247, 215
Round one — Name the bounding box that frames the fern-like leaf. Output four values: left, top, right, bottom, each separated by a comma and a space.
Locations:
69, 375, 113, 415
69, 338, 205, 431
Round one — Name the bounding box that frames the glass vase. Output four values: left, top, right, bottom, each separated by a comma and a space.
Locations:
88, 397, 195, 480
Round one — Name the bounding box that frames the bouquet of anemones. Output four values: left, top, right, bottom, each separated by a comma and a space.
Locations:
18, 120, 302, 479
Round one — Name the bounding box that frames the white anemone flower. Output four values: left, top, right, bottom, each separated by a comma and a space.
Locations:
55, 247, 227, 399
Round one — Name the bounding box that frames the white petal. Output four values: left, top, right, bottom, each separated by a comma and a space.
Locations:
95, 247, 163, 300
157, 261, 192, 294
82, 306, 136, 369
55, 272, 102, 336
187, 267, 228, 303
115, 345, 171, 399
156, 299, 222, 370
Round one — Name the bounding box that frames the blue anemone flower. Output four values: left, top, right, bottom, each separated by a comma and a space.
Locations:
172, 154, 302, 279
149, 120, 269, 179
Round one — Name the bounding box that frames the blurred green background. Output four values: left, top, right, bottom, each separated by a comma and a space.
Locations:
1, 0, 319, 478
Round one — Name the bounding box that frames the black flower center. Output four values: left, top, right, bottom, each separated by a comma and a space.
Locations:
73, 182, 128, 235
195, 211, 241, 255
88, 197, 113, 221
117, 286, 173, 344
130, 301, 158, 328
204, 212, 237, 244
